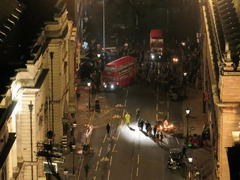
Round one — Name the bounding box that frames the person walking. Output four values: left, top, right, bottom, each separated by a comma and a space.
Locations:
106, 123, 111, 135
160, 131, 164, 143
140, 119, 144, 131
125, 112, 131, 126
84, 163, 89, 178
136, 108, 140, 121
153, 125, 157, 138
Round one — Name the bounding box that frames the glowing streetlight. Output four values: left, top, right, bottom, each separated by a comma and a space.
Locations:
185, 107, 191, 146
87, 82, 91, 109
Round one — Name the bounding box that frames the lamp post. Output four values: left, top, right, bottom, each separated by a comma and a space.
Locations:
28, 101, 34, 180
185, 107, 191, 146
188, 157, 193, 179
183, 72, 187, 97
63, 167, 68, 180
72, 120, 77, 174
102, 0, 105, 61
50, 52, 54, 132
72, 142, 76, 174
87, 82, 91, 109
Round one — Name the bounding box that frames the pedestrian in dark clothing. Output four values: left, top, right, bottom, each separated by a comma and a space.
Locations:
84, 163, 89, 178
160, 131, 164, 143
182, 146, 187, 158
136, 108, 140, 121
145, 121, 149, 133
106, 123, 110, 135
153, 125, 157, 137
140, 120, 144, 131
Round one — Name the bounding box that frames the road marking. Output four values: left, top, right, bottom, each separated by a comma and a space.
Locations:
165, 138, 168, 144
124, 99, 127, 107
103, 134, 107, 143
98, 147, 102, 156
95, 161, 99, 171
112, 143, 116, 152
158, 112, 164, 115
122, 109, 125, 117
136, 167, 139, 176
156, 103, 158, 111
107, 170, 111, 180
175, 137, 179, 144
167, 100, 169, 109
117, 131, 121, 140
159, 101, 164, 104
156, 114, 158, 121
167, 111, 169, 120
110, 156, 113, 166
93, 176, 96, 180
137, 154, 139, 164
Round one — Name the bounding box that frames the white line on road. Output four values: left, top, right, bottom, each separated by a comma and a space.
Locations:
156, 103, 158, 111
112, 143, 116, 152
136, 167, 139, 177
117, 131, 121, 140
95, 161, 99, 171
110, 156, 113, 166
103, 134, 107, 143
124, 99, 127, 107
165, 138, 169, 144
107, 170, 111, 180
98, 147, 102, 156
137, 154, 139, 164
156, 113, 158, 121
175, 137, 179, 145
93, 176, 96, 180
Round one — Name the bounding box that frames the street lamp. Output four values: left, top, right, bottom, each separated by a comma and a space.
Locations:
72, 120, 77, 174
183, 72, 187, 97
28, 101, 34, 180
103, 0, 106, 61
185, 107, 191, 146
87, 82, 91, 109
50, 52, 54, 132
72, 142, 76, 174
63, 167, 68, 180
188, 157, 193, 179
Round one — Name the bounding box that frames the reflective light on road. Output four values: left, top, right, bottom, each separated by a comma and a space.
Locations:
119, 123, 154, 146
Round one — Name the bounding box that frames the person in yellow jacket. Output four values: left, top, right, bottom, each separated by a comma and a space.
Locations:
125, 112, 131, 126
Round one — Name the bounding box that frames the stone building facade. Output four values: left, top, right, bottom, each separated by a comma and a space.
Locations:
201, 0, 240, 179
0, 0, 80, 179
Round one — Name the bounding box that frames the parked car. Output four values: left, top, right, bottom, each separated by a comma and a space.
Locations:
168, 148, 183, 169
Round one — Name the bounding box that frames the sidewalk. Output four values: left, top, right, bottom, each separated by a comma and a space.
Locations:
183, 85, 214, 180
58, 82, 95, 180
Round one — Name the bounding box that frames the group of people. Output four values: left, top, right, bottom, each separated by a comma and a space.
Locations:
135, 108, 165, 144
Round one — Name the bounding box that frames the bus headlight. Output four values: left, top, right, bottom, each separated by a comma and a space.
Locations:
151, 54, 155, 60
110, 84, 114, 89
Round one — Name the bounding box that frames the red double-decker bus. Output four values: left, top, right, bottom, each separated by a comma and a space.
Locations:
102, 56, 137, 91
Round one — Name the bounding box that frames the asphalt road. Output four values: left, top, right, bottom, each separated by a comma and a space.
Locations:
78, 80, 188, 180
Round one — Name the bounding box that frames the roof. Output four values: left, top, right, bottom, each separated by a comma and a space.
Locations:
106, 56, 136, 68
150, 29, 162, 39
0, 0, 57, 97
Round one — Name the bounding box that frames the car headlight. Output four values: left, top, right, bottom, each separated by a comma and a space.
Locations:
104, 84, 107, 88
110, 84, 114, 89
151, 54, 155, 60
